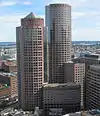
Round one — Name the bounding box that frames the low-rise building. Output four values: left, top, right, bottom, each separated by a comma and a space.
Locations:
0, 108, 33, 116
0, 72, 18, 98
0, 84, 10, 98
1, 60, 17, 73
43, 83, 81, 115
63, 109, 100, 116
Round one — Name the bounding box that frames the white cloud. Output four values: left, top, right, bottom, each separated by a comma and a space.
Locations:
0, 0, 100, 41
0, 13, 44, 42
83, 0, 100, 10
47, 0, 100, 11
71, 11, 100, 21
0, 13, 27, 42
0, 1, 16, 6
0, 13, 28, 23
73, 28, 100, 41
72, 10, 100, 41
23, 1, 32, 5
46, 0, 88, 8
72, 12, 85, 19
0, 11, 99, 42
0, 0, 32, 6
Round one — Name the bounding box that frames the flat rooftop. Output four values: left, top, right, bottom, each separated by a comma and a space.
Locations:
90, 65, 100, 71
63, 109, 100, 116
49, 3, 71, 7
43, 82, 80, 88
85, 54, 100, 59
0, 72, 17, 77
0, 108, 33, 116
0, 84, 10, 90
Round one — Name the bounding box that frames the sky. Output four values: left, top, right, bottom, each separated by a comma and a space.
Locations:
0, 0, 100, 42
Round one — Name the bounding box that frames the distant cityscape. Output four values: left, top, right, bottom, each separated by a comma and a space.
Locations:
0, 41, 100, 46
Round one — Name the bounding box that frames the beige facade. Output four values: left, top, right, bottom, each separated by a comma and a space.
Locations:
74, 63, 85, 107
16, 13, 44, 110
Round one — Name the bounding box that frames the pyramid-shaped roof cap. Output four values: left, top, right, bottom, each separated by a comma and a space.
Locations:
25, 12, 35, 19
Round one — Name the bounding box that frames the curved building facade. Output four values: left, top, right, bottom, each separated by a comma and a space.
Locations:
46, 4, 72, 83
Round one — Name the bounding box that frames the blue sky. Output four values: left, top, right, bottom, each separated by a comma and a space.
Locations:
0, 0, 100, 41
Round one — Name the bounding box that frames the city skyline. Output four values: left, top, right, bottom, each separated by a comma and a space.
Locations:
0, 0, 100, 42
0, 2, 100, 114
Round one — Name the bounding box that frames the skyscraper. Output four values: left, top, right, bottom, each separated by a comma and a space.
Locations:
46, 4, 72, 83
16, 13, 44, 110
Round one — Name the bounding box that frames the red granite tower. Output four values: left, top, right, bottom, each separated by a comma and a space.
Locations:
16, 12, 44, 110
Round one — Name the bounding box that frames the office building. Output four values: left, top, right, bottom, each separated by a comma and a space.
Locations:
1, 60, 17, 73
86, 65, 100, 110
16, 26, 21, 107
45, 6, 50, 43
74, 63, 85, 107
64, 61, 74, 82
73, 54, 100, 71
73, 54, 100, 65
0, 72, 18, 98
73, 54, 100, 109
0, 84, 11, 98
46, 4, 72, 83
44, 27, 49, 82
16, 13, 44, 110
43, 83, 81, 115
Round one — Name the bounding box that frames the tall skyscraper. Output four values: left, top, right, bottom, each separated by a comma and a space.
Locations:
46, 4, 72, 83
16, 13, 44, 110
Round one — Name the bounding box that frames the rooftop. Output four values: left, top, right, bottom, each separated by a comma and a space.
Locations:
63, 109, 100, 116
85, 54, 100, 59
4, 61, 16, 66
43, 82, 80, 88
90, 65, 100, 71
24, 12, 35, 19
0, 72, 16, 77
0, 108, 33, 116
49, 3, 71, 7
0, 84, 10, 90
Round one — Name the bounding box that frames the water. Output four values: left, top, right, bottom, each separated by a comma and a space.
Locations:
0, 41, 100, 46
